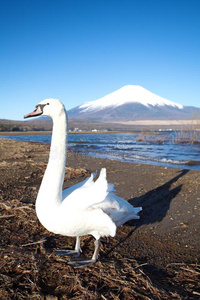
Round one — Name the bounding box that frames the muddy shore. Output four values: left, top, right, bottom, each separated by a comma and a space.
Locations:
0, 138, 199, 299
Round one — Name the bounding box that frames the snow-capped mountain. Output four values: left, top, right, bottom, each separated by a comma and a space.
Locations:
68, 85, 199, 122
79, 85, 183, 112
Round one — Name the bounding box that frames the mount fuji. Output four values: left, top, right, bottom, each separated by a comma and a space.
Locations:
68, 85, 199, 122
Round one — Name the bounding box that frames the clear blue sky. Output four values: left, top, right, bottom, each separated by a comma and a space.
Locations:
1, 0, 200, 120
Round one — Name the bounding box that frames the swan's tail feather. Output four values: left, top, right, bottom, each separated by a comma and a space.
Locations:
135, 207, 142, 214
115, 207, 142, 227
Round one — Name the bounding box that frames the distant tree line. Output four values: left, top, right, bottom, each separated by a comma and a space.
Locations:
0, 123, 22, 132
0, 123, 50, 132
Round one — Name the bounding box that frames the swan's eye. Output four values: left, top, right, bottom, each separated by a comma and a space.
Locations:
46, 103, 49, 105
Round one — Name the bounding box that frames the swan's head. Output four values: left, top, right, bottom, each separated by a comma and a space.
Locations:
24, 99, 66, 119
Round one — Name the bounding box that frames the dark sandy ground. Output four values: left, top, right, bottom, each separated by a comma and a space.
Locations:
0, 138, 200, 299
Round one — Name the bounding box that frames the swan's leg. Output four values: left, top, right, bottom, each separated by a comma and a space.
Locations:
74, 236, 82, 253
91, 239, 100, 261
54, 236, 81, 257
68, 239, 100, 268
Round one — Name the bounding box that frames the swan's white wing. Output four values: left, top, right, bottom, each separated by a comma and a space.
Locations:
62, 168, 142, 226
62, 170, 97, 200
92, 192, 142, 226
62, 168, 109, 210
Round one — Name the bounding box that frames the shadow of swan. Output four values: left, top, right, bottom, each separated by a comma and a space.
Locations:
105, 169, 189, 256
129, 169, 189, 227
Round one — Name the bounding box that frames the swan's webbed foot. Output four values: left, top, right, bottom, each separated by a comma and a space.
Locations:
68, 257, 96, 268
54, 249, 81, 257
55, 248, 81, 257
54, 236, 81, 257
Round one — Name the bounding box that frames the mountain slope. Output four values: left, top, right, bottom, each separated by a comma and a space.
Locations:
68, 85, 199, 122
79, 85, 183, 112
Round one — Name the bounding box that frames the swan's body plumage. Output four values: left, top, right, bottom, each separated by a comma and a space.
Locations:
24, 99, 142, 267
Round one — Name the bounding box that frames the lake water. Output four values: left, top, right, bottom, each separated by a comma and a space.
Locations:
1, 132, 200, 170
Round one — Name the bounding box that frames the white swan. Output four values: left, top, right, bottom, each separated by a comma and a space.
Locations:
24, 99, 142, 268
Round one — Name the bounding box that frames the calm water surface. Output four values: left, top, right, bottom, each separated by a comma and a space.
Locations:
1, 132, 200, 170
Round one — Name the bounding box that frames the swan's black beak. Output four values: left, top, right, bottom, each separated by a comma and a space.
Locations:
24, 105, 44, 119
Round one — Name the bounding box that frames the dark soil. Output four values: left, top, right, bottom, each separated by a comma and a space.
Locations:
0, 138, 200, 299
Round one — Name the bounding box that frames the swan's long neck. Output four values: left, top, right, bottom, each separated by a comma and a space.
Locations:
36, 109, 67, 209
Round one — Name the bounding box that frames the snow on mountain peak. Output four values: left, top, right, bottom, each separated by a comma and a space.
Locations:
79, 85, 183, 113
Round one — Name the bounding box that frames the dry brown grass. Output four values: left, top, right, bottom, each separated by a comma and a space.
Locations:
1, 138, 200, 299
136, 132, 169, 144
137, 130, 200, 144
172, 130, 200, 144
0, 180, 199, 299
0, 197, 168, 300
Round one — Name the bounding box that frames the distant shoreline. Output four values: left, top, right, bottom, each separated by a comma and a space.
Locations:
115, 119, 198, 125
0, 130, 123, 136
